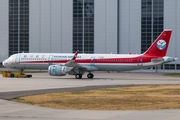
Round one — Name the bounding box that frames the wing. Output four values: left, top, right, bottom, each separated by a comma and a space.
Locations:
64, 50, 98, 71
65, 50, 81, 67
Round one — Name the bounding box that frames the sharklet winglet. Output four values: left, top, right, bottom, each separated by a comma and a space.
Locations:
72, 50, 79, 60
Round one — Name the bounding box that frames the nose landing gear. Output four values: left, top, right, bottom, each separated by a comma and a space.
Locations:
20, 69, 24, 75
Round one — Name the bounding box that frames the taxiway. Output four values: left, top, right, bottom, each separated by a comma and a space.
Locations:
0, 72, 180, 120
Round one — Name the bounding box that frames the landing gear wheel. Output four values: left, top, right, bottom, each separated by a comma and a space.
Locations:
20, 69, 24, 75
26, 75, 32, 78
10, 74, 14, 78
75, 74, 82, 79
87, 73, 94, 79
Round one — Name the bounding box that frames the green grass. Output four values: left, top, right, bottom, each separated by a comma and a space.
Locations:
164, 73, 180, 77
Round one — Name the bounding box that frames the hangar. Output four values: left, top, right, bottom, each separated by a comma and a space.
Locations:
0, 0, 179, 72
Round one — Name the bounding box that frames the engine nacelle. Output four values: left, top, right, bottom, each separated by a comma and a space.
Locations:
48, 65, 73, 76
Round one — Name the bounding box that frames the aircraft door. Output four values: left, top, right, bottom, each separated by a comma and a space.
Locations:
15, 54, 21, 63
48, 55, 54, 66
137, 56, 143, 66
90, 57, 95, 67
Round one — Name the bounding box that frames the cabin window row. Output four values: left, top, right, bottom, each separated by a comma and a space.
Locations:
21, 58, 47, 60
96, 59, 133, 62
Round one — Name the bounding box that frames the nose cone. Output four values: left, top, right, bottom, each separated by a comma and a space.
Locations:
3, 60, 6, 67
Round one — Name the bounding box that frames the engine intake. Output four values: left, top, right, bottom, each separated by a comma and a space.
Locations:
48, 65, 73, 76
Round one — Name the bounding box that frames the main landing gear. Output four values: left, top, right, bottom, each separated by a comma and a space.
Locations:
87, 73, 94, 79
75, 72, 94, 79
75, 74, 82, 79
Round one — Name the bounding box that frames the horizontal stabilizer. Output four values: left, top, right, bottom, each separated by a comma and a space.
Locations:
151, 58, 164, 63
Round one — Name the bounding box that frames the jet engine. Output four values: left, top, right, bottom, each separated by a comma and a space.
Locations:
48, 65, 73, 76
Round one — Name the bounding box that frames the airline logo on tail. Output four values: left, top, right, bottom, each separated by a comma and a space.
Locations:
157, 39, 167, 50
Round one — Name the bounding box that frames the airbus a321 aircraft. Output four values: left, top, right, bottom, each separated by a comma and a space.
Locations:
3, 29, 177, 79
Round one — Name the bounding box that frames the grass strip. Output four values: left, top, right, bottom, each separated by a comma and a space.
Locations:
10, 85, 180, 110
164, 73, 180, 77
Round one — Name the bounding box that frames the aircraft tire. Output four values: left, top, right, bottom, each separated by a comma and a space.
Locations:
27, 75, 32, 78
75, 74, 82, 79
87, 73, 94, 79
10, 74, 14, 78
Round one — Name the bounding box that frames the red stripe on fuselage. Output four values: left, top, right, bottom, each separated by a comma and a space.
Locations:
9, 55, 159, 64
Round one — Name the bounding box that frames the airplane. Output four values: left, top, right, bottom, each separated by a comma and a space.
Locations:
3, 29, 177, 79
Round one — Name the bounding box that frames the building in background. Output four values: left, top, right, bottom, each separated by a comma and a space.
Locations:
0, 0, 179, 72
9, 0, 29, 56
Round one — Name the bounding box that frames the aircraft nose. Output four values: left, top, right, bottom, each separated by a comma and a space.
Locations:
3, 60, 6, 67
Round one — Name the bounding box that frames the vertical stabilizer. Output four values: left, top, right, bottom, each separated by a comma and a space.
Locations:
143, 29, 172, 57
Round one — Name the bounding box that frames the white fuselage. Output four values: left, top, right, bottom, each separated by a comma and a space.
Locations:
3, 53, 164, 71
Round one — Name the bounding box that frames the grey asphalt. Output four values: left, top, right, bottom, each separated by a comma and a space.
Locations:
0, 85, 143, 99
0, 72, 180, 120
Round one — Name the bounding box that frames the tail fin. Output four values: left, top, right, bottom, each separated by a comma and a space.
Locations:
143, 29, 172, 57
